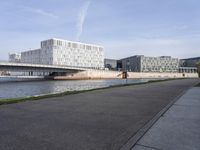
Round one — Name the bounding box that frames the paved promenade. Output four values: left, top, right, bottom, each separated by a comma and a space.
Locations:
132, 86, 200, 150
0, 79, 199, 150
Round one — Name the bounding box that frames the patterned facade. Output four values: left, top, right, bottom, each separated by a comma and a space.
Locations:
120, 55, 179, 72
20, 38, 104, 69
21, 49, 41, 64
9, 53, 21, 63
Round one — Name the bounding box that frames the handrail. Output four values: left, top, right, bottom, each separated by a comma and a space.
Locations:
0, 61, 105, 71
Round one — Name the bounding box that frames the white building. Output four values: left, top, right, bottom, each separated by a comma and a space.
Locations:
9, 53, 21, 63
21, 49, 41, 64
20, 38, 104, 69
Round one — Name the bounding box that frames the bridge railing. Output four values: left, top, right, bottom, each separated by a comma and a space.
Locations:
0, 61, 105, 70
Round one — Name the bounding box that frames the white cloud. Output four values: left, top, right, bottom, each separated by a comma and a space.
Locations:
76, 1, 91, 41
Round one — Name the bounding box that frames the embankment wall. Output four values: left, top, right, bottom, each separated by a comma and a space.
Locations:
53, 70, 199, 80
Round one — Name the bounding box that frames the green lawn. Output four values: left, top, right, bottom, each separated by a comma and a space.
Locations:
195, 83, 200, 87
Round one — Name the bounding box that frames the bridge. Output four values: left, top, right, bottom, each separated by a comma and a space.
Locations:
0, 61, 90, 76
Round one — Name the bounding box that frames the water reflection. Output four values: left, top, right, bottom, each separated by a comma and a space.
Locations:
0, 79, 151, 99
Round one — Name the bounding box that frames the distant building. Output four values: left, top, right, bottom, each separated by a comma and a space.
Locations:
180, 57, 200, 67
120, 55, 179, 72
104, 59, 117, 70
21, 49, 41, 64
9, 53, 21, 63
178, 67, 198, 73
19, 38, 104, 69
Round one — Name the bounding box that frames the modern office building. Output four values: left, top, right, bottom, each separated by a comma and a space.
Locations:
9, 53, 21, 63
178, 67, 198, 73
119, 55, 179, 72
20, 38, 104, 69
21, 49, 41, 64
104, 59, 117, 70
180, 57, 200, 67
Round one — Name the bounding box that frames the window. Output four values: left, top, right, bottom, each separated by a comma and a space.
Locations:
72, 43, 78, 48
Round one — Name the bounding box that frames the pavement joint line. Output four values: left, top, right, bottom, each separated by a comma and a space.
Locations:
135, 144, 161, 150
173, 104, 189, 107
119, 88, 190, 150
173, 103, 200, 108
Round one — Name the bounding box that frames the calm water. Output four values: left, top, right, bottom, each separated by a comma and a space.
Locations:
0, 79, 153, 99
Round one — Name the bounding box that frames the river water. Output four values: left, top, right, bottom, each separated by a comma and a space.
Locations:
0, 79, 154, 99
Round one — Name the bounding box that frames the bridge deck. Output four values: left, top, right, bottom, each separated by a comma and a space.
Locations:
0, 62, 93, 73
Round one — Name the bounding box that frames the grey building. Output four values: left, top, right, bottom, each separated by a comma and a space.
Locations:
120, 55, 179, 72
119, 55, 141, 72
104, 59, 117, 70
180, 57, 200, 67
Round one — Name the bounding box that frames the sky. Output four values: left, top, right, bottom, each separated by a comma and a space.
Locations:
0, 0, 200, 60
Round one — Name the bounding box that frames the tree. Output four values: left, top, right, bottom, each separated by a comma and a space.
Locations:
197, 62, 200, 77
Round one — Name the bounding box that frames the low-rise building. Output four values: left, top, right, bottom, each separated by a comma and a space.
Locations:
120, 55, 179, 72
21, 49, 41, 64
178, 67, 198, 73
9, 53, 21, 63
104, 59, 117, 70
180, 57, 200, 67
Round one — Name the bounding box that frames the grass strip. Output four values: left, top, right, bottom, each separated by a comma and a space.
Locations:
195, 83, 200, 87
0, 78, 187, 105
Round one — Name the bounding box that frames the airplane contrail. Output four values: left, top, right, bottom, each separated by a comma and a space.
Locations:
76, 0, 91, 41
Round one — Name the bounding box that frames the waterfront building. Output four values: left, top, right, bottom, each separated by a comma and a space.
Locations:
180, 57, 200, 67
21, 49, 41, 64
9, 53, 21, 63
0, 71, 10, 76
119, 55, 179, 72
104, 59, 117, 70
178, 67, 198, 73
20, 38, 104, 69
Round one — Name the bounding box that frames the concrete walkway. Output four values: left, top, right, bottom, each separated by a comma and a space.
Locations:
0, 79, 199, 150
132, 87, 200, 150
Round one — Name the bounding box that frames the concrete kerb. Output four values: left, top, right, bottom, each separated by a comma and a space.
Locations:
119, 88, 190, 150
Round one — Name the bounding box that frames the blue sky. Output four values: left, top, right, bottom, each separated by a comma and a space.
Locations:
0, 0, 200, 60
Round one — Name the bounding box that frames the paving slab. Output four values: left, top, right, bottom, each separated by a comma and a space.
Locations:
164, 104, 200, 119
133, 87, 200, 150
175, 87, 200, 107
0, 79, 200, 150
132, 144, 156, 150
